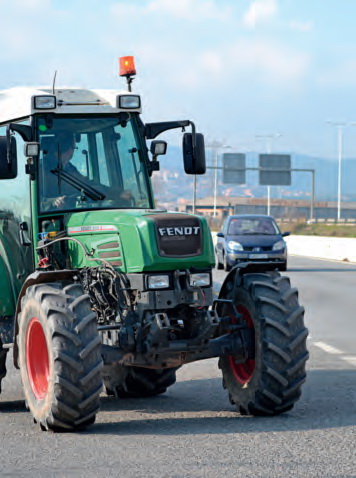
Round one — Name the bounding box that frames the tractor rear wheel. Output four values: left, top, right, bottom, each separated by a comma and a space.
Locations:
18, 282, 103, 431
218, 271, 309, 415
103, 364, 178, 398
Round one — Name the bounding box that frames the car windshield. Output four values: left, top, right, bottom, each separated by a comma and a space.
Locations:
228, 217, 279, 235
37, 115, 152, 213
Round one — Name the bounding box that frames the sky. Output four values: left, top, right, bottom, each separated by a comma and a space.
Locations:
1, 0, 356, 159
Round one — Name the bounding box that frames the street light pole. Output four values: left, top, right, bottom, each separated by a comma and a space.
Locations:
213, 147, 219, 217
206, 140, 231, 218
337, 125, 343, 222
327, 121, 346, 222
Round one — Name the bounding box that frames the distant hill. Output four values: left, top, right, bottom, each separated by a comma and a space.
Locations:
153, 145, 356, 203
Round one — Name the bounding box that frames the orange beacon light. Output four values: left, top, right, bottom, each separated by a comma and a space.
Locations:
119, 56, 136, 77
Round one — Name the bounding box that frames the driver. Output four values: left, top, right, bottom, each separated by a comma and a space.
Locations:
51, 133, 85, 208
257, 219, 275, 234
41, 132, 132, 210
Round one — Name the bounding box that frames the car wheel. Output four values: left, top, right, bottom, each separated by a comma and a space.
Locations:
216, 249, 224, 269
223, 252, 232, 272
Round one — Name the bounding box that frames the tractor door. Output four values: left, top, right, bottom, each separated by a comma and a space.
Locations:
0, 121, 34, 309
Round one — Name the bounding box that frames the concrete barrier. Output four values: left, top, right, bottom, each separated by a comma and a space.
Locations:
285, 235, 356, 263
211, 232, 356, 263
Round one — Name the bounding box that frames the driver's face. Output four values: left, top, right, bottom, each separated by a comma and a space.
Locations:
61, 145, 74, 165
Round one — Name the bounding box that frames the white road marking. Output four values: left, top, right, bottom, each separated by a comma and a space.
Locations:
313, 341, 356, 367
341, 356, 356, 367
313, 341, 343, 355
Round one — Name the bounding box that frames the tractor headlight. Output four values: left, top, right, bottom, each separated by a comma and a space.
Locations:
147, 275, 170, 289
228, 241, 243, 252
116, 94, 141, 109
273, 240, 285, 251
189, 273, 211, 287
33, 95, 56, 109
24, 142, 40, 157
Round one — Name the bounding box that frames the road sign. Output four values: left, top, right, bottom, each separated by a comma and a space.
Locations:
259, 154, 291, 186
222, 153, 246, 184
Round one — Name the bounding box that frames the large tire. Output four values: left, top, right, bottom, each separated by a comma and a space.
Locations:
218, 271, 309, 416
18, 282, 103, 431
103, 364, 178, 398
0, 338, 8, 393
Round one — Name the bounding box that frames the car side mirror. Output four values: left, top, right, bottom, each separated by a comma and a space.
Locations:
216, 232, 224, 238
183, 132, 206, 175
0, 135, 17, 180
282, 231, 290, 237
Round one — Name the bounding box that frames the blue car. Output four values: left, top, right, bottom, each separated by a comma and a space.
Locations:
215, 214, 289, 271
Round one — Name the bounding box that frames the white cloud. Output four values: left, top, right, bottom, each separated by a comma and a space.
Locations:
149, 39, 309, 90
107, 2, 309, 92
243, 0, 278, 29
317, 60, 356, 87
289, 20, 313, 33
0, 0, 49, 6
199, 51, 224, 75
227, 39, 309, 85
110, 2, 142, 18
147, 0, 231, 21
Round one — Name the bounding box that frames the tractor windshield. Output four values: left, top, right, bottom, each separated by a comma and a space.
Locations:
37, 115, 152, 212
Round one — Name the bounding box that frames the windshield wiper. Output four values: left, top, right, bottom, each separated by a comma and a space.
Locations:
51, 168, 106, 201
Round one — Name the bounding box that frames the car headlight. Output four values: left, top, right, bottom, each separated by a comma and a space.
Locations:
273, 240, 285, 251
147, 275, 170, 289
189, 273, 211, 287
227, 241, 243, 252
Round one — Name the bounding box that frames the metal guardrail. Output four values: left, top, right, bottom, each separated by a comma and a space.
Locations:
276, 218, 356, 224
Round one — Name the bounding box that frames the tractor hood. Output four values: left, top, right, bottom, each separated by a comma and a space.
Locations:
65, 209, 215, 272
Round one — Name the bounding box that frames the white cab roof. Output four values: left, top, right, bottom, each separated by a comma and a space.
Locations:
0, 86, 141, 123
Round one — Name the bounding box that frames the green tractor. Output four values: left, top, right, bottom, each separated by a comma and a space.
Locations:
0, 57, 308, 431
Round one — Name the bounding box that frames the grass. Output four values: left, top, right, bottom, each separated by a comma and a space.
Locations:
279, 222, 356, 238
209, 218, 356, 237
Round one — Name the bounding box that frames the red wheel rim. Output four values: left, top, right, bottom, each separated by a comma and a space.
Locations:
229, 305, 255, 385
26, 317, 49, 400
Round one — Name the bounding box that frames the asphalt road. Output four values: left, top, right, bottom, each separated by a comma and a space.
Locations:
0, 255, 355, 478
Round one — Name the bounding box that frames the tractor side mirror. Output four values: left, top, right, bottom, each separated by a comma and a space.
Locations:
183, 132, 206, 175
0, 136, 17, 180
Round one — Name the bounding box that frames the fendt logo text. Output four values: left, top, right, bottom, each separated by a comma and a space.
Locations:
158, 226, 200, 237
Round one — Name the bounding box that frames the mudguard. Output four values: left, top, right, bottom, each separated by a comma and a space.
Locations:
217, 261, 286, 303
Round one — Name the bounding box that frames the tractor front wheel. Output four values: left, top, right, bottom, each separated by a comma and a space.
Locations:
18, 282, 103, 431
218, 271, 309, 415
